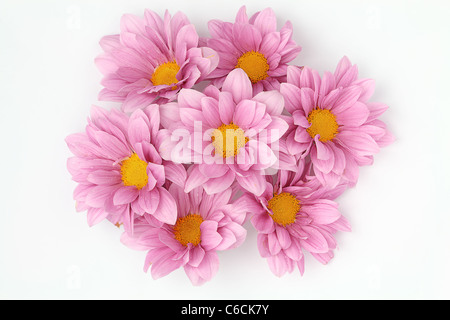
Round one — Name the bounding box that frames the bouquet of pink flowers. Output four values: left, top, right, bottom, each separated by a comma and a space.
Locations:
66, 6, 393, 285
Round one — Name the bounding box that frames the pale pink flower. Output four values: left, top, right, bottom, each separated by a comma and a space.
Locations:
280, 56, 394, 188
158, 68, 291, 196
65, 105, 186, 230
205, 6, 302, 95
95, 9, 219, 112
241, 169, 351, 277
121, 182, 247, 286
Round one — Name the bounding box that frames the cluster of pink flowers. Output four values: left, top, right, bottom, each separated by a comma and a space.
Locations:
66, 6, 393, 285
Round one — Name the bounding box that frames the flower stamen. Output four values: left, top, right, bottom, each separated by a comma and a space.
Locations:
235, 51, 270, 84
151, 61, 180, 90
173, 214, 204, 246
267, 192, 300, 226
120, 153, 148, 190
306, 108, 339, 142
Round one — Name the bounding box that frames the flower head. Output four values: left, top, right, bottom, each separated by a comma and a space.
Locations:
280, 56, 394, 188
205, 6, 301, 95
95, 9, 219, 112
242, 170, 351, 277
121, 182, 247, 285
66, 105, 186, 230
158, 68, 292, 196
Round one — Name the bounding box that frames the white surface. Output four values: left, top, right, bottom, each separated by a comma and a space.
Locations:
1, 0, 449, 300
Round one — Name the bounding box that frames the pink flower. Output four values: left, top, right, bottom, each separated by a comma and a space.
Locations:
205, 6, 301, 95
241, 169, 351, 277
158, 68, 291, 196
121, 182, 247, 286
95, 9, 219, 112
280, 56, 394, 188
65, 105, 186, 230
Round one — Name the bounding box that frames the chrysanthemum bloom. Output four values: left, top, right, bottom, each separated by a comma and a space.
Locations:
204, 6, 302, 95
241, 169, 351, 277
95, 9, 219, 112
120, 182, 248, 286
158, 68, 290, 196
66, 105, 186, 230
280, 56, 394, 188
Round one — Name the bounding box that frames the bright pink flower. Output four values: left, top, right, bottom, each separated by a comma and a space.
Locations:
65, 105, 186, 230
205, 6, 301, 95
280, 56, 394, 188
241, 169, 351, 277
95, 10, 219, 112
121, 182, 247, 286
158, 68, 291, 196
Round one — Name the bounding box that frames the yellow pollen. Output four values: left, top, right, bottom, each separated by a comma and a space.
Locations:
235, 51, 270, 84
306, 108, 339, 142
173, 214, 204, 247
267, 192, 300, 227
120, 153, 148, 190
151, 61, 180, 90
211, 122, 249, 158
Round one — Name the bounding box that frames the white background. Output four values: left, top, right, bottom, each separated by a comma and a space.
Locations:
1, 0, 449, 300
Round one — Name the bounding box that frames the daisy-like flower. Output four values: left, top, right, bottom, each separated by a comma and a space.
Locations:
95, 9, 219, 112
241, 169, 351, 277
120, 180, 247, 286
65, 105, 186, 231
280, 56, 394, 188
204, 6, 302, 95
158, 68, 290, 196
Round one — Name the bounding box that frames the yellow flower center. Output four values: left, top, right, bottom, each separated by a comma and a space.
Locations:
235, 51, 270, 84
306, 108, 339, 142
120, 153, 148, 190
150, 61, 180, 90
211, 122, 249, 158
173, 214, 204, 247
267, 192, 300, 227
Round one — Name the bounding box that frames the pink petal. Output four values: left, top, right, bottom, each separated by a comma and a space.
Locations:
187, 245, 205, 268
128, 109, 151, 146
253, 90, 284, 116
152, 187, 177, 225
163, 162, 187, 188
178, 88, 205, 110
86, 208, 109, 227
184, 165, 209, 193
302, 200, 341, 225
222, 68, 253, 104
275, 225, 292, 249
113, 186, 139, 205
253, 8, 277, 36
335, 101, 370, 127
185, 251, 219, 285
299, 225, 329, 253
259, 32, 281, 58
336, 130, 380, 156
218, 92, 235, 124
201, 97, 221, 128
280, 82, 301, 114
87, 170, 121, 185
200, 221, 222, 251
203, 170, 235, 195
138, 188, 160, 216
